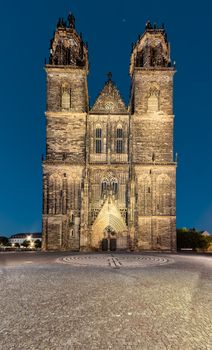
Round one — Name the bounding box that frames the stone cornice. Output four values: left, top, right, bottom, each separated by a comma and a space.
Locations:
132, 113, 174, 119
138, 215, 176, 218
89, 112, 129, 116
134, 67, 176, 73
45, 111, 87, 118
42, 161, 85, 166
45, 65, 88, 74
134, 162, 177, 166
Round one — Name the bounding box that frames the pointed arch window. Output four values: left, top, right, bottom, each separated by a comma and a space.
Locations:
101, 179, 108, 196
101, 177, 118, 197
116, 127, 124, 153
112, 180, 118, 194
61, 84, 71, 110
95, 127, 102, 153
147, 87, 159, 112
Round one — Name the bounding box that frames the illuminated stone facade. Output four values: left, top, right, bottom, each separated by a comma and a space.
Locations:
42, 15, 176, 251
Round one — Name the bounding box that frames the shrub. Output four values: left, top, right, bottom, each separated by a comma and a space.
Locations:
22, 240, 30, 248
177, 229, 211, 251
34, 239, 42, 249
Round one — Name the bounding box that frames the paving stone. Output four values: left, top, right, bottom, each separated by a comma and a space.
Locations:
0, 252, 211, 350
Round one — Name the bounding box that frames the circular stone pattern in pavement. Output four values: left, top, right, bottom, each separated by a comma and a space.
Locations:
57, 254, 174, 269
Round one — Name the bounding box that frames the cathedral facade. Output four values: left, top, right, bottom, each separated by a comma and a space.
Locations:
42, 15, 177, 252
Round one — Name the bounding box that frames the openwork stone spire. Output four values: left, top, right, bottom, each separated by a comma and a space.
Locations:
130, 21, 172, 76
48, 13, 88, 68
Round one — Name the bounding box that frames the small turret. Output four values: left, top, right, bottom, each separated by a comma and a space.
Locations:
48, 13, 88, 69
130, 21, 172, 76
67, 13, 75, 29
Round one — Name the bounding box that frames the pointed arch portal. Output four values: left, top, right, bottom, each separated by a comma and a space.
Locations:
91, 196, 128, 250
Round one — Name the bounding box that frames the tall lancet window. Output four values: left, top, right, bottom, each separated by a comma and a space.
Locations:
111, 179, 118, 194
147, 87, 159, 112
116, 126, 124, 153
95, 127, 102, 153
101, 178, 108, 197
61, 84, 71, 110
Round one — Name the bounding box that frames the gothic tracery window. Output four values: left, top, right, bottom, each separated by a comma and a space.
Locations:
95, 127, 102, 153
112, 180, 118, 194
101, 179, 108, 196
101, 177, 118, 197
116, 126, 124, 153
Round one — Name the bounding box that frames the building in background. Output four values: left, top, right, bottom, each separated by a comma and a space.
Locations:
9, 233, 42, 246
42, 15, 176, 251
201, 231, 211, 237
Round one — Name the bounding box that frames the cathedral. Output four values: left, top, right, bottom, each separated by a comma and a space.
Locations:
42, 14, 177, 252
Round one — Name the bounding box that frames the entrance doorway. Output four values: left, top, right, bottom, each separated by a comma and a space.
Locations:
102, 226, 117, 251
110, 238, 116, 251
101, 238, 117, 251
102, 238, 108, 251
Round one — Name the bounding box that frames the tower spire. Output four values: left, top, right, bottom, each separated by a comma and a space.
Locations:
107, 72, 112, 81
48, 12, 88, 68
68, 12, 75, 29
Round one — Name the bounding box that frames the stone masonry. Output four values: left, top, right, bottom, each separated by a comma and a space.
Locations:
42, 15, 176, 252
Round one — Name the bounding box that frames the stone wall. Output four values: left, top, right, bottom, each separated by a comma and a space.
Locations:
46, 67, 88, 113
132, 115, 174, 163
133, 69, 174, 115
137, 216, 176, 251
46, 113, 87, 163
130, 64, 176, 252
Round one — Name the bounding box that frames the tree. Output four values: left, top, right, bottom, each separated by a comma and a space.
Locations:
14, 242, 20, 248
0, 236, 10, 246
34, 239, 41, 249
198, 235, 212, 250
177, 228, 212, 251
22, 240, 30, 248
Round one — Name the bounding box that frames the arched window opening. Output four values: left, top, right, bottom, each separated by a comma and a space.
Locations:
102, 181, 107, 192
61, 83, 71, 110
116, 128, 123, 138
101, 177, 118, 197
95, 128, 102, 153
112, 181, 118, 194
147, 87, 159, 112
116, 127, 124, 153
62, 91, 70, 109
101, 179, 108, 197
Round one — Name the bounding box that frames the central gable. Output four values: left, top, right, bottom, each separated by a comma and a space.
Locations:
90, 78, 127, 114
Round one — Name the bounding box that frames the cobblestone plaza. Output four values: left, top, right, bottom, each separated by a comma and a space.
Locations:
0, 252, 211, 350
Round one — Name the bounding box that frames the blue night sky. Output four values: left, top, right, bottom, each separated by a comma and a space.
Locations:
0, 0, 211, 236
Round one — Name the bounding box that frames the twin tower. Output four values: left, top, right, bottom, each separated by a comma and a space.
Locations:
42, 14, 176, 251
